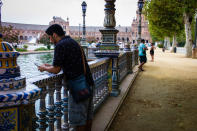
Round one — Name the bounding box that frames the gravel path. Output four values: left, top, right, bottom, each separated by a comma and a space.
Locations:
109, 49, 197, 131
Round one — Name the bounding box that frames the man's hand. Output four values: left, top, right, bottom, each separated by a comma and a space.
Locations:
38, 65, 46, 72
44, 63, 52, 67
37, 63, 61, 74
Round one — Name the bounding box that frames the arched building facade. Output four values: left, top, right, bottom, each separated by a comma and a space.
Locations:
2, 14, 151, 44
131, 9, 152, 44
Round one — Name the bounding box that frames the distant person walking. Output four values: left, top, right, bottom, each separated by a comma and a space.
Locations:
162, 46, 166, 52
138, 39, 148, 71
150, 43, 156, 62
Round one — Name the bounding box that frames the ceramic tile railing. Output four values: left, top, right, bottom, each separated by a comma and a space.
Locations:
118, 53, 129, 82
7, 51, 138, 130
26, 57, 111, 130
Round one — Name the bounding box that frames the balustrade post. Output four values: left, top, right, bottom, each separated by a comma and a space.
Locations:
111, 58, 120, 97
104, 63, 109, 96
127, 52, 133, 74
55, 78, 63, 131
31, 101, 39, 130
47, 81, 56, 131
107, 59, 113, 93
37, 85, 48, 131
62, 79, 69, 131
135, 49, 139, 65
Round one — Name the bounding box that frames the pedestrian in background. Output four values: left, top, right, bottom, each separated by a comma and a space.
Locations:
138, 39, 148, 71
150, 43, 156, 62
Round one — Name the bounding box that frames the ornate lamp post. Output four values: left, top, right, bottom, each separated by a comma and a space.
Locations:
0, 0, 3, 26
81, 1, 88, 57
79, 23, 81, 39
95, 0, 120, 97
137, 0, 144, 45
81, 1, 87, 46
124, 27, 131, 52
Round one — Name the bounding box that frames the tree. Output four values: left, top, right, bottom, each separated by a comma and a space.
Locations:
144, 0, 184, 51
180, 0, 197, 57
0, 25, 19, 43
38, 34, 51, 49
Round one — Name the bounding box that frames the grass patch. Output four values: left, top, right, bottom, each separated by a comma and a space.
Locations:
15, 48, 27, 52
34, 47, 48, 51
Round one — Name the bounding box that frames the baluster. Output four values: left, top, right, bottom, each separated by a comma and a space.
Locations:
98, 65, 102, 100
95, 66, 100, 104
62, 79, 69, 131
92, 68, 97, 108
101, 64, 105, 97
111, 58, 120, 97
37, 84, 48, 131
32, 101, 39, 130
133, 51, 135, 68
55, 78, 63, 131
135, 50, 139, 65
104, 63, 109, 95
47, 81, 56, 131
100, 64, 105, 99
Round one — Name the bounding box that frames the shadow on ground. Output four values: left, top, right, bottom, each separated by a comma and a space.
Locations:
108, 49, 197, 131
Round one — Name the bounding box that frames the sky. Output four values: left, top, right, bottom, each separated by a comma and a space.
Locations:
2, 0, 138, 26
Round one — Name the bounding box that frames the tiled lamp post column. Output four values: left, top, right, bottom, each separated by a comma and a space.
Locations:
135, 0, 144, 65
0, 0, 3, 26
124, 27, 131, 52
81, 1, 88, 57
137, 0, 144, 45
95, 0, 120, 97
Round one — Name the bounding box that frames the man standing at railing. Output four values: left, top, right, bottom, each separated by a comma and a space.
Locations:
38, 24, 94, 131
138, 39, 148, 71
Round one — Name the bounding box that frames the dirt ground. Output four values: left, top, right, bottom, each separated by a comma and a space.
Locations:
109, 49, 197, 131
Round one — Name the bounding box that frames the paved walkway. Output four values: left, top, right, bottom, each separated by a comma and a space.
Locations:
109, 49, 197, 131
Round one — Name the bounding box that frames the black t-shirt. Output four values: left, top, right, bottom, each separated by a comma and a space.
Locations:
53, 36, 94, 86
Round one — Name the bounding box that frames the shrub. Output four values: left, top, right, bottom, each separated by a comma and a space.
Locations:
15, 48, 27, 52
23, 45, 28, 49
47, 45, 51, 50
157, 43, 164, 48
34, 47, 48, 51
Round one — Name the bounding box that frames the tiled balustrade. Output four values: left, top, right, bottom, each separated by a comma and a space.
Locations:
0, 51, 138, 130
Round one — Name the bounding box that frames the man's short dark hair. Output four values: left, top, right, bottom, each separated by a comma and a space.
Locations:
45, 24, 65, 36
141, 39, 145, 43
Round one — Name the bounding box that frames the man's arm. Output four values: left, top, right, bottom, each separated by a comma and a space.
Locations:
38, 64, 61, 74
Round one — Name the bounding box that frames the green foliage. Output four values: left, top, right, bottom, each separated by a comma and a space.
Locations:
179, 0, 197, 16
86, 37, 97, 43
0, 25, 19, 43
177, 29, 186, 47
73, 37, 97, 44
73, 37, 81, 43
144, 0, 184, 41
23, 45, 28, 49
38, 34, 50, 44
15, 48, 27, 52
34, 47, 48, 51
47, 45, 51, 50
157, 43, 164, 48
38, 34, 52, 50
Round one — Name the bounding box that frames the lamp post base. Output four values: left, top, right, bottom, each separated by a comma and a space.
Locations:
110, 89, 120, 97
